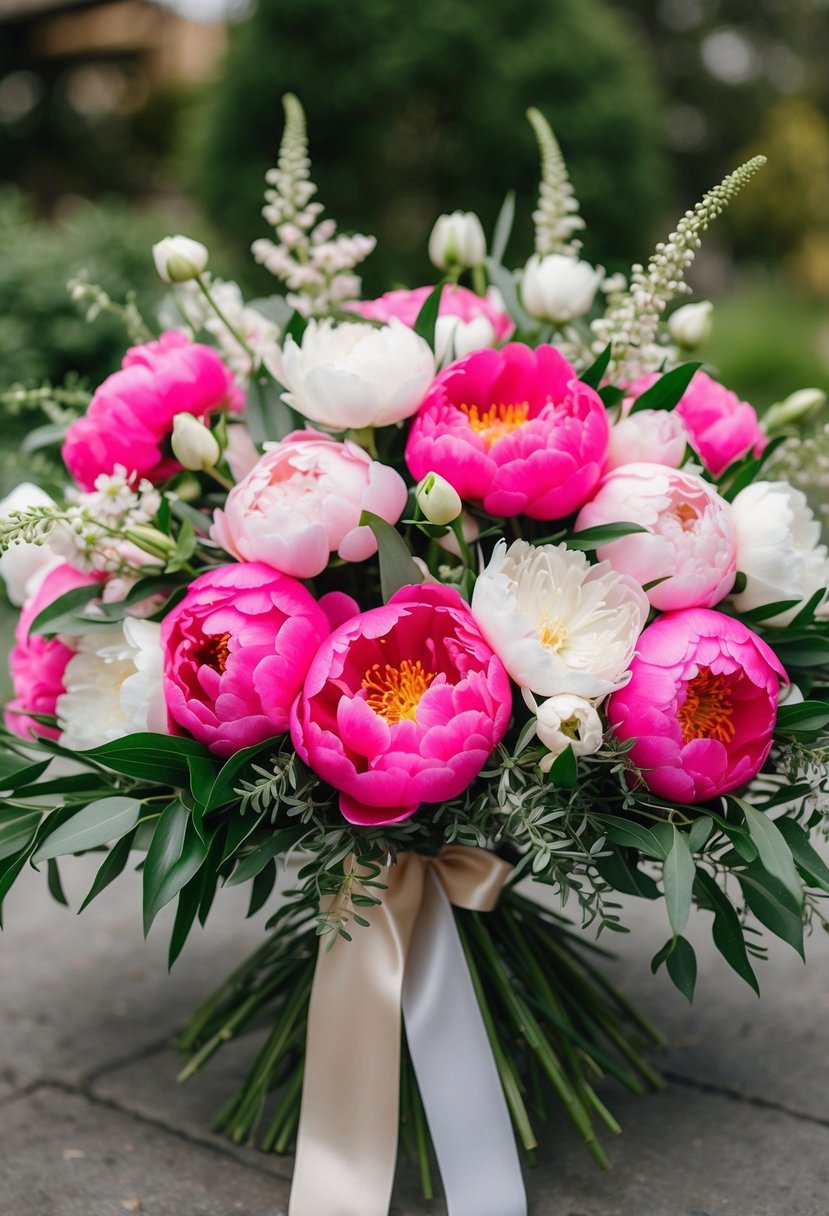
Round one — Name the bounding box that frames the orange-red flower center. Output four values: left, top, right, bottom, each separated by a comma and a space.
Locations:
362, 659, 435, 724
459, 401, 530, 448
673, 501, 699, 531
199, 632, 231, 674
677, 666, 735, 744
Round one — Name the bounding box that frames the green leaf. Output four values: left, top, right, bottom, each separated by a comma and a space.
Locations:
594, 851, 660, 900
247, 858, 277, 917
0, 849, 31, 927
790, 587, 828, 627
601, 815, 667, 860
687, 815, 714, 853
694, 869, 759, 994
774, 637, 829, 667
0, 809, 42, 862
284, 309, 306, 346
628, 363, 700, 414
78, 831, 136, 912
580, 343, 611, 390
413, 283, 444, 350
775, 819, 829, 893
565, 522, 649, 550
205, 741, 276, 816
32, 797, 143, 863
719, 435, 787, 501
29, 584, 101, 637
47, 858, 68, 906
706, 808, 758, 863
490, 191, 516, 265
666, 936, 697, 1002
735, 798, 802, 905
143, 799, 208, 935
485, 257, 533, 331
548, 744, 577, 788
83, 734, 210, 787
245, 372, 297, 445
221, 806, 268, 864
0, 755, 52, 789
359, 511, 422, 602
736, 598, 803, 624
662, 825, 696, 937
776, 700, 829, 734
168, 872, 205, 969
738, 868, 804, 957
227, 826, 306, 887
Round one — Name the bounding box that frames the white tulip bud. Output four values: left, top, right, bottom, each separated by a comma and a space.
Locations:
668, 300, 713, 349
171, 413, 221, 471
763, 387, 826, 433
152, 235, 209, 284
521, 254, 603, 324
428, 211, 487, 271
533, 693, 603, 772
416, 472, 463, 526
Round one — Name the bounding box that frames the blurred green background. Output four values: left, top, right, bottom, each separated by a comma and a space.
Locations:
0, 0, 827, 467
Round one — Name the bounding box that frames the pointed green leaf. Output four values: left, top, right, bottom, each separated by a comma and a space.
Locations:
32, 797, 142, 863
662, 825, 696, 937
413, 282, 444, 350
0, 809, 42, 862
359, 511, 422, 602
775, 819, 829, 893
736, 799, 802, 904
491, 191, 516, 266
666, 935, 697, 1002
143, 799, 208, 935
580, 343, 612, 390
78, 831, 136, 912
738, 868, 804, 957
628, 363, 700, 414
694, 869, 759, 994
566, 522, 648, 550
601, 815, 667, 860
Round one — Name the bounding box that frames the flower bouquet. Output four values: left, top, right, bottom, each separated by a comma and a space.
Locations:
1, 97, 829, 1216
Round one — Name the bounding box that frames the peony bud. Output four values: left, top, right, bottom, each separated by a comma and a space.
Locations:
533, 693, 603, 771
152, 235, 209, 284
521, 253, 603, 324
171, 413, 221, 472
123, 525, 177, 560
416, 472, 463, 526
428, 211, 486, 272
762, 387, 826, 433
668, 300, 713, 349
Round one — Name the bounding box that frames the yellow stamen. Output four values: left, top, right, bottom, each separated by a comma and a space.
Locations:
673, 502, 699, 530
200, 632, 231, 674
459, 401, 530, 448
362, 659, 435, 724
539, 617, 569, 652
677, 667, 735, 744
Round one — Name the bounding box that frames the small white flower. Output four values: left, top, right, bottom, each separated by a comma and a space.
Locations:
416, 473, 462, 526
667, 300, 713, 349
528, 691, 604, 771
0, 482, 61, 605
521, 253, 604, 323
57, 619, 165, 750
171, 414, 221, 471
471, 539, 649, 699
152, 235, 208, 284
428, 211, 487, 271
280, 318, 435, 430
730, 481, 829, 626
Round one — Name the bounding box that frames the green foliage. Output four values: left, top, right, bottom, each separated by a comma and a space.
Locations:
185, 0, 668, 289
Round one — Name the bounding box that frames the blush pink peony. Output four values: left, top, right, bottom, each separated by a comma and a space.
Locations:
161, 562, 330, 758
607, 608, 785, 803
62, 331, 241, 491
351, 285, 514, 361
606, 407, 689, 472
405, 343, 609, 519
576, 463, 737, 611
6, 563, 100, 740
290, 584, 512, 825
211, 431, 408, 580
628, 370, 766, 478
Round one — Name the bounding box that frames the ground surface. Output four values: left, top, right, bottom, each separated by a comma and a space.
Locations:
1, 856, 827, 1216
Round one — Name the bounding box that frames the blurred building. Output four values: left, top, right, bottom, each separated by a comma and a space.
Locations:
0, 0, 228, 202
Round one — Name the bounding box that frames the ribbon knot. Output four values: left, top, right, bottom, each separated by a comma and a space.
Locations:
288, 846, 527, 1216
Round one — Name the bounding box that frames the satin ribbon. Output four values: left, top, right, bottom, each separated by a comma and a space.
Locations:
288, 846, 528, 1216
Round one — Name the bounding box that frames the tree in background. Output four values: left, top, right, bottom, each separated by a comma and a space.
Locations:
186, 0, 669, 289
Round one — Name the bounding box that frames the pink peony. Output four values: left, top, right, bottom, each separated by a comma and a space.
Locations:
351, 285, 514, 360
405, 344, 609, 519
62, 331, 242, 491
211, 431, 407, 580
628, 370, 766, 479
606, 406, 689, 472
607, 608, 785, 803
576, 463, 737, 611
161, 562, 330, 758
290, 584, 512, 825
6, 563, 100, 740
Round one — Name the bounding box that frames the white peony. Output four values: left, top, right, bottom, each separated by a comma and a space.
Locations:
521, 253, 604, 324
470, 539, 649, 700
434, 313, 496, 364
280, 318, 435, 430
528, 691, 604, 771
730, 481, 829, 626
428, 211, 487, 271
57, 619, 166, 751
0, 482, 61, 606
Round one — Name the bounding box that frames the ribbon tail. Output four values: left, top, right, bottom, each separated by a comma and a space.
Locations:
402, 869, 528, 1216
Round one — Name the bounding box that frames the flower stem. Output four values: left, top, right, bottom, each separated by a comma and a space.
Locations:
196, 275, 256, 362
